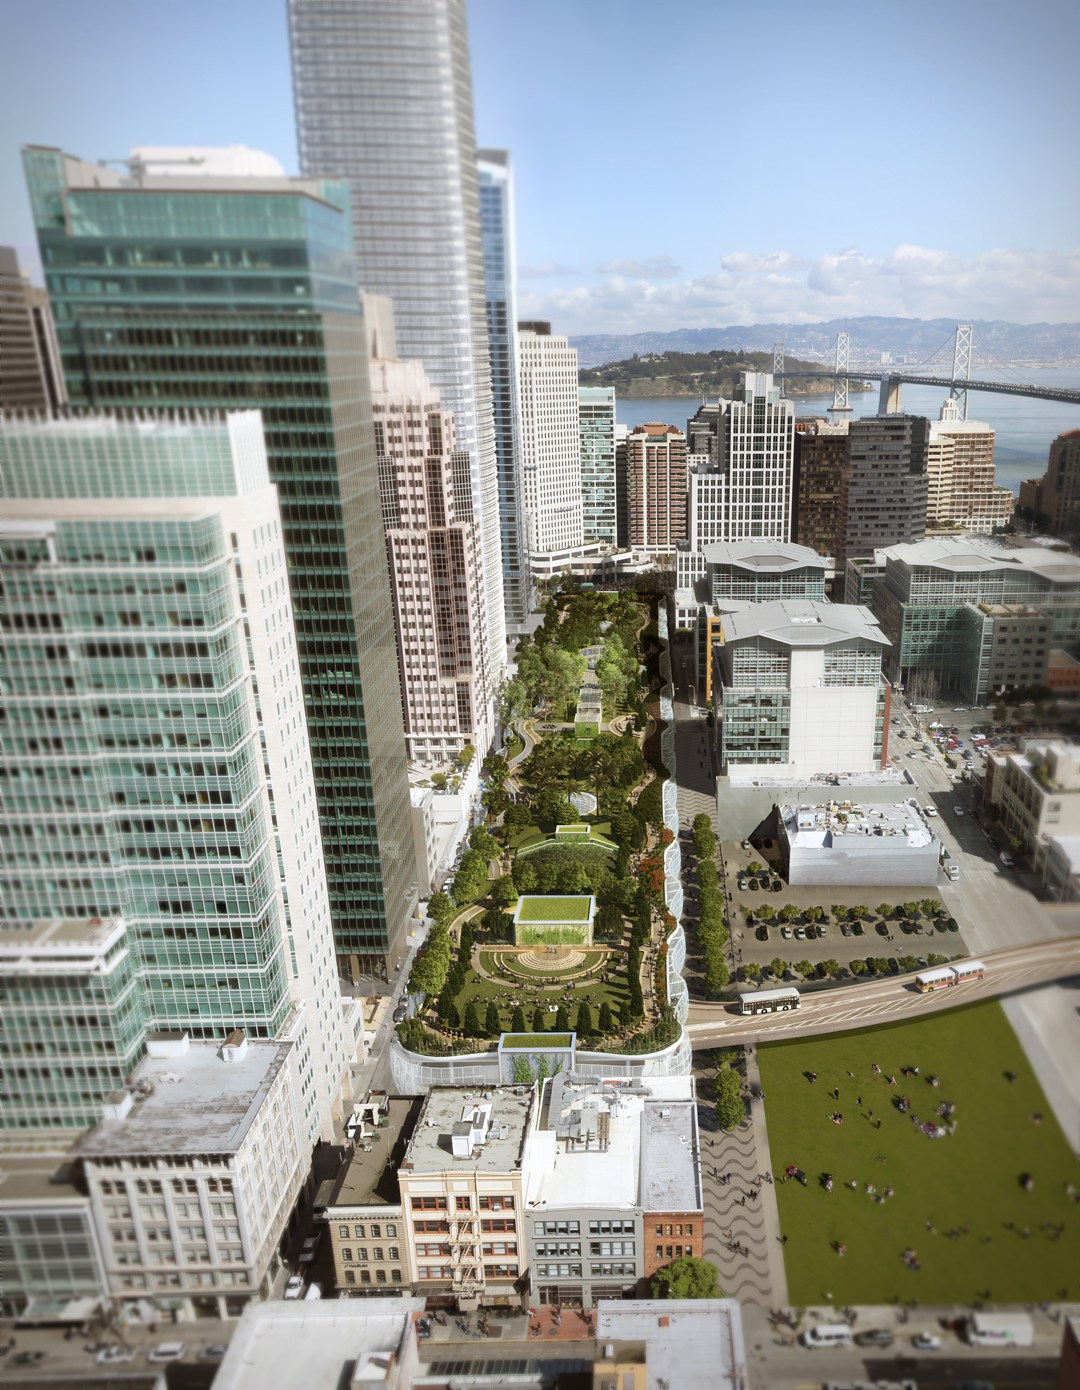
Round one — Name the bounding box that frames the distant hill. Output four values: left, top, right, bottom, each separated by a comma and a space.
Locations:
570, 317, 1080, 371
578, 348, 854, 398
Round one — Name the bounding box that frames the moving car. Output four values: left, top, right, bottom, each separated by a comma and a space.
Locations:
199, 1344, 228, 1361
924, 805, 938, 816
148, 1342, 186, 1363
299, 1235, 320, 1264
911, 1331, 941, 1349
953, 806, 964, 816
999, 851, 1015, 868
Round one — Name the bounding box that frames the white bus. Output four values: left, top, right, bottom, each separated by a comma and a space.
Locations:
914, 960, 985, 993
739, 986, 800, 1015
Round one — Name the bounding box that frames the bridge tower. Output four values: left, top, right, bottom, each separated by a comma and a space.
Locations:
878, 375, 903, 413
950, 323, 973, 419
772, 341, 784, 378
830, 331, 852, 412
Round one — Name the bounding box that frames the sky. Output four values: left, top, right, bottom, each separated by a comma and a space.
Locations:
2, 0, 1078, 337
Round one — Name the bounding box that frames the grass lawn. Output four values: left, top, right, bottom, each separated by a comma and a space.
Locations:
515, 894, 593, 924
759, 1001, 1080, 1305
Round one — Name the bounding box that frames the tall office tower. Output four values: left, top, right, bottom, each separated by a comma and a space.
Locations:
578, 386, 618, 544
625, 422, 688, 550
516, 323, 584, 556
289, 0, 507, 694
477, 149, 531, 630
1020, 429, 1080, 538
844, 415, 930, 561
365, 295, 494, 765
685, 374, 795, 546
24, 146, 415, 982
0, 412, 351, 1141
792, 418, 851, 562
0, 245, 66, 411
927, 400, 1013, 534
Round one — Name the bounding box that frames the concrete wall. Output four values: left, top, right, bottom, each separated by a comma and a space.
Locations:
786, 838, 940, 888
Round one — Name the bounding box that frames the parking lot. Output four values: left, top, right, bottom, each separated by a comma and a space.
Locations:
718, 838, 971, 981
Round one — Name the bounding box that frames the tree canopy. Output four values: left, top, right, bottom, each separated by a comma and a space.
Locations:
650, 1254, 723, 1300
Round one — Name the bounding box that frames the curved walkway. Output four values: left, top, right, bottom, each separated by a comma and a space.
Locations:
698, 1050, 788, 1308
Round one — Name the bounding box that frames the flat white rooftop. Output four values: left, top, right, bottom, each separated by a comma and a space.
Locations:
595, 1298, 747, 1390
721, 599, 889, 648
526, 1076, 698, 1213
781, 799, 935, 849
211, 1298, 425, 1390
0, 915, 126, 959
74, 1040, 293, 1158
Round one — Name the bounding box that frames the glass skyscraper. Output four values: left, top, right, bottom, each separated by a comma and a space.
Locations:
0, 411, 351, 1140
288, 0, 507, 695
477, 150, 531, 629
23, 145, 416, 982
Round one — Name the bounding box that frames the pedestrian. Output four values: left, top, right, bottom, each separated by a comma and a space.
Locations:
857, 1096, 862, 1107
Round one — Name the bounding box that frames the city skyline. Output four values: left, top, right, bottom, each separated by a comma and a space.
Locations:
2, 0, 1078, 337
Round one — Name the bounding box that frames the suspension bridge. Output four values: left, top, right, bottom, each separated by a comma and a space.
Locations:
772, 324, 1080, 416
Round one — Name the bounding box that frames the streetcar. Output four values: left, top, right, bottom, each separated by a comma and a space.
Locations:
913, 960, 985, 993
738, 986, 801, 1015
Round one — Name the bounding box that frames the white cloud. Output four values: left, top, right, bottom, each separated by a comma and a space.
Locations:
597, 255, 681, 278
519, 244, 1080, 336
518, 259, 578, 278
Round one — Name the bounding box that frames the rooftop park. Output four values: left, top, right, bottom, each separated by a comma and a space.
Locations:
397, 585, 683, 1060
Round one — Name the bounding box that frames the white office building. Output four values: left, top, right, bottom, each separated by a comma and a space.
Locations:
714, 600, 890, 781
517, 324, 585, 558
75, 1032, 308, 1319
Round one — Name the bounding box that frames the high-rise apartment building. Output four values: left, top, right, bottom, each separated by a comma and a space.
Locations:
624, 423, 688, 551
686, 374, 795, 546
477, 149, 531, 630
927, 401, 1013, 534
288, 0, 506, 691
578, 386, 618, 544
792, 418, 850, 562
0, 412, 352, 1141
365, 296, 494, 765
23, 145, 415, 981
0, 245, 65, 412
844, 415, 930, 560
517, 323, 585, 556
1019, 429, 1080, 539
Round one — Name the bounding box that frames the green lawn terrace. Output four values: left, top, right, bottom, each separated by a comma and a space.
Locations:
513, 893, 596, 945
758, 1001, 1080, 1305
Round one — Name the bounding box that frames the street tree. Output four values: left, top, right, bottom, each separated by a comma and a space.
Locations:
651, 1255, 723, 1300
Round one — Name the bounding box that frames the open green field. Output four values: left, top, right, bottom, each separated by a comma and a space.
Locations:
759, 1001, 1080, 1305
515, 894, 593, 923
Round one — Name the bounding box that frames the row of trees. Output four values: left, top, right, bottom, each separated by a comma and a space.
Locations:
742, 951, 951, 984
447, 996, 621, 1040
692, 813, 730, 994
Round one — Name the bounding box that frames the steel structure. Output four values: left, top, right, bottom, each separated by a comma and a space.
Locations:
950, 322, 973, 418
831, 331, 851, 412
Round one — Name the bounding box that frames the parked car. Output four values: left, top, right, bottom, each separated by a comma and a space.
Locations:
852, 921, 865, 936
794, 926, 806, 940
876, 921, 889, 937
854, 1327, 895, 1348
947, 917, 959, 932
299, 1235, 319, 1264
756, 926, 769, 942
911, 1329, 941, 1349
748, 879, 759, 891
284, 1276, 304, 1300
10, 1353, 46, 1367
780, 926, 792, 939
199, 1345, 229, 1361
840, 922, 851, 936
817, 923, 827, 936
148, 1343, 186, 1363
96, 1347, 135, 1366
999, 851, 1015, 868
